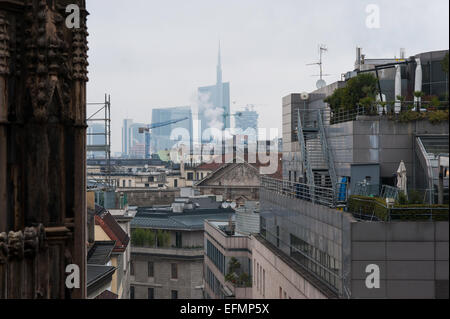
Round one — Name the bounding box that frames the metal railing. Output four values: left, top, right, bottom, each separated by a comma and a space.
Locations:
317, 110, 338, 191
261, 176, 346, 208
323, 101, 449, 126
261, 229, 342, 295
353, 183, 380, 197
349, 196, 449, 221
380, 185, 400, 200
297, 110, 315, 189
326, 106, 369, 125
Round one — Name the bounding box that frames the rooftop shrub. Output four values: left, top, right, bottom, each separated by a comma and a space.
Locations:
348, 195, 448, 221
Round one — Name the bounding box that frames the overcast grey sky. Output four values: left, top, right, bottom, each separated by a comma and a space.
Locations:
86, 0, 449, 153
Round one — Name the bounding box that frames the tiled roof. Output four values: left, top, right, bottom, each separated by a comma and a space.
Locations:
196, 161, 224, 171
87, 241, 115, 265
249, 153, 283, 179
196, 153, 283, 183
95, 211, 130, 252
87, 265, 116, 287
95, 290, 119, 299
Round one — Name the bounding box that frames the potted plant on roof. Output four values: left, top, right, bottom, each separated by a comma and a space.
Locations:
396, 95, 405, 113
429, 96, 440, 111
414, 91, 425, 113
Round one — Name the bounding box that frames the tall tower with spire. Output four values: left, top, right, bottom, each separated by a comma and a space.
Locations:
198, 43, 231, 142
217, 41, 223, 85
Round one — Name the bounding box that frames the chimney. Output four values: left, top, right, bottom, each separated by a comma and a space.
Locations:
356, 47, 362, 69
227, 215, 235, 235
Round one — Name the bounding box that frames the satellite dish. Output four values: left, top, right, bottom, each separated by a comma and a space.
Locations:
300, 92, 309, 100
230, 202, 237, 209
316, 79, 327, 89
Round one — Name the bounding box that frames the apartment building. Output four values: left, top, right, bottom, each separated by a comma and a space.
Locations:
203, 220, 253, 299
129, 196, 235, 299
250, 48, 449, 299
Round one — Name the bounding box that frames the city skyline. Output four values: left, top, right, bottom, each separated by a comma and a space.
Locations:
86, 0, 449, 154
0, 0, 448, 302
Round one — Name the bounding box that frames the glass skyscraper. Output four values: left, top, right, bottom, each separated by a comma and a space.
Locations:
198, 44, 231, 142
235, 105, 259, 133
151, 106, 193, 153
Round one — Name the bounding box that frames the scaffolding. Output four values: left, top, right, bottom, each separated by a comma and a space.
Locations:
87, 94, 113, 190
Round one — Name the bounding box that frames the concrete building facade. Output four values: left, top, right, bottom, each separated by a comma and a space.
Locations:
130, 203, 235, 299
131, 233, 205, 299
257, 184, 449, 299
203, 220, 253, 299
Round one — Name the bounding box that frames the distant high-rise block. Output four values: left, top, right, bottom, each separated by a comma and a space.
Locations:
87, 123, 106, 158
122, 119, 133, 156
235, 106, 259, 133
198, 44, 230, 142
128, 123, 146, 158
151, 106, 193, 153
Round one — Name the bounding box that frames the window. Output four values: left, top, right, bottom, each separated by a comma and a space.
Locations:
257, 263, 260, 291
294, 171, 297, 182
171, 263, 178, 279
279, 287, 282, 299
196, 173, 199, 180
205, 266, 224, 299
174, 179, 178, 188
148, 288, 154, 299
260, 217, 267, 238
147, 261, 154, 277
175, 232, 182, 248
263, 269, 265, 297
290, 233, 340, 289
206, 240, 226, 274
201, 173, 204, 179
289, 171, 292, 181
171, 290, 178, 299
187, 172, 194, 181
253, 259, 256, 286
122, 180, 125, 187
130, 286, 135, 299
130, 260, 134, 276
276, 226, 280, 247
128, 180, 132, 187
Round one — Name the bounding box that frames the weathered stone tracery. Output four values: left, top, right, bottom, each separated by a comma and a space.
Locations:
0, 0, 88, 299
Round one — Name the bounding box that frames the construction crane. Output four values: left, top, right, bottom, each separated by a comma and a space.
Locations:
222, 112, 243, 126
139, 117, 189, 159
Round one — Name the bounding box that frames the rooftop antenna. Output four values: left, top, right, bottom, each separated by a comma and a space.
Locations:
307, 44, 331, 89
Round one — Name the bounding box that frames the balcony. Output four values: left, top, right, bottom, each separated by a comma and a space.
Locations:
131, 246, 204, 258
261, 176, 345, 208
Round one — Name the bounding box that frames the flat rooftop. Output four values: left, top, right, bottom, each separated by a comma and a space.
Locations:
132, 208, 235, 231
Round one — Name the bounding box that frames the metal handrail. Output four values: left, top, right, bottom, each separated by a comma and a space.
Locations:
297, 110, 316, 201
380, 185, 400, 200
317, 110, 338, 192
261, 229, 342, 294
261, 176, 338, 207
349, 196, 449, 221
